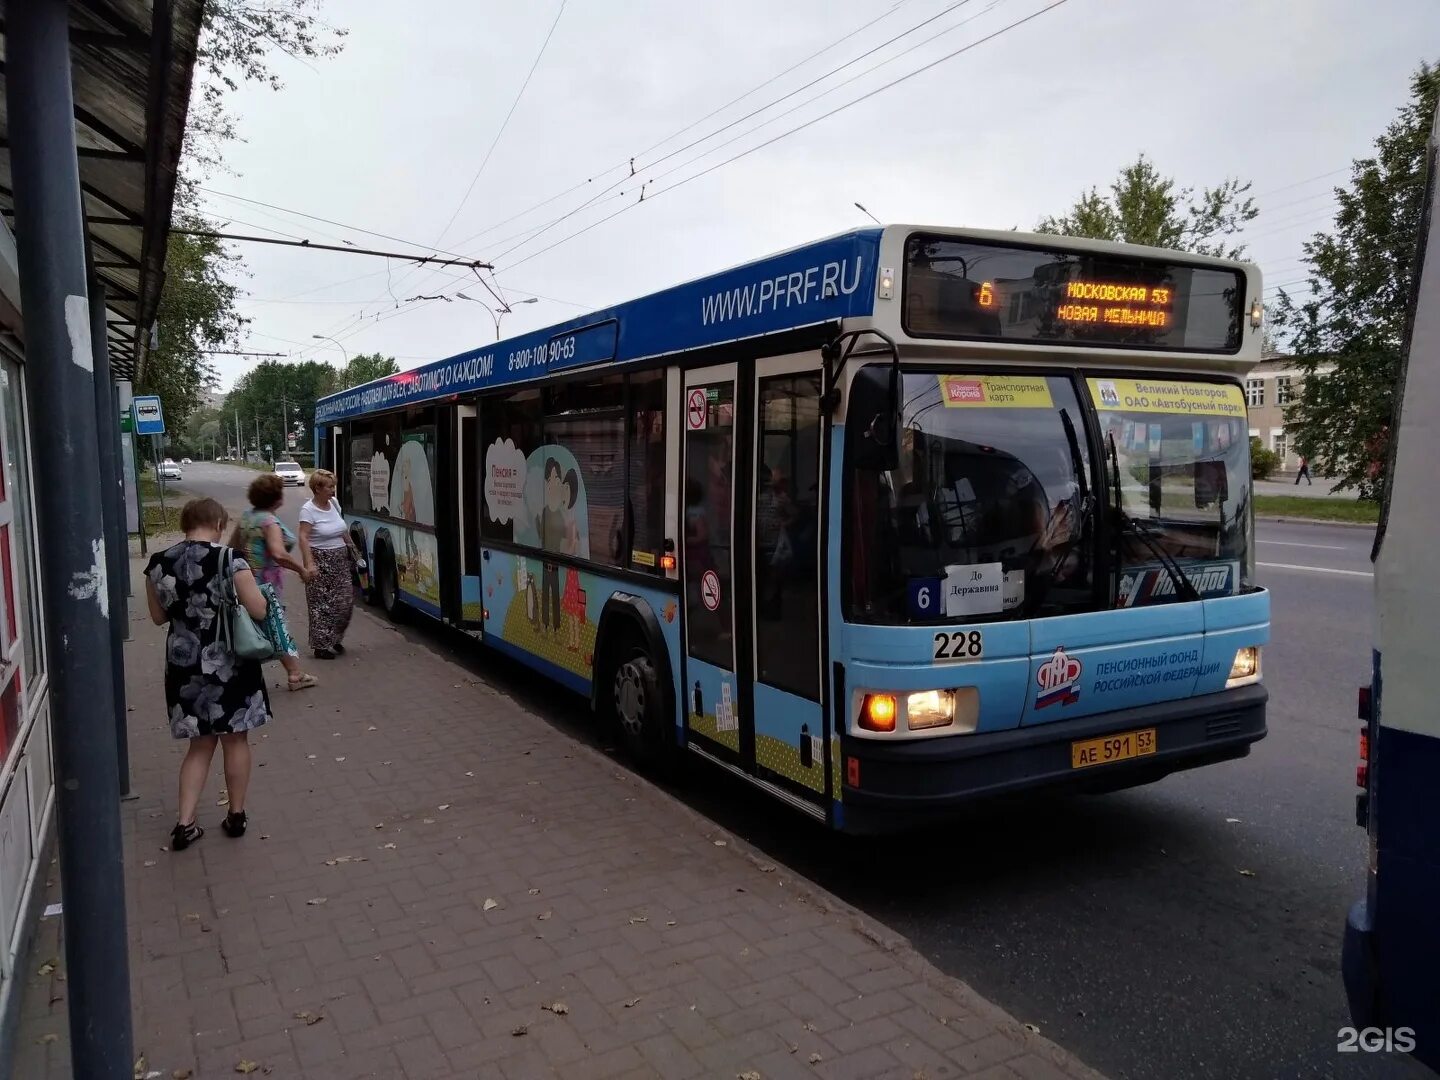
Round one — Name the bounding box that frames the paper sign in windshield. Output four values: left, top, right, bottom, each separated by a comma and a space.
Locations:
939, 375, 1054, 409
944, 562, 1004, 616
1088, 378, 1245, 418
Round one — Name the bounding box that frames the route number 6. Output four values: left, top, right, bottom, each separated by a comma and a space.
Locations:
933, 629, 984, 663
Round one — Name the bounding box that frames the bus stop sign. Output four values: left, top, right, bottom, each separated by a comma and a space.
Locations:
132, 395, 165, 436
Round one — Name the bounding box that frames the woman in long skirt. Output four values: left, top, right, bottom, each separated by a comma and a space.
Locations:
298, 468, 362, 659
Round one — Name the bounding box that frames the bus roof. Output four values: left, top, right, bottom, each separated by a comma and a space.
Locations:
315, 225, 1258, 425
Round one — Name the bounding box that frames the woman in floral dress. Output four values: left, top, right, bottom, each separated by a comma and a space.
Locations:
145, 498, 273, 850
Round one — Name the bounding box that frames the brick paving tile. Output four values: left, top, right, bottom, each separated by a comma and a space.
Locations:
9, 547, 1108, 1079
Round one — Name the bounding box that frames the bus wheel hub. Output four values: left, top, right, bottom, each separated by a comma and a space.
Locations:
615, 662, 645, 738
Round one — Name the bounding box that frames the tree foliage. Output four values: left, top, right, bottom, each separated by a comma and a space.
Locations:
223, 360, 339, 459
337, 352, 401, 390
1273, 62, 1440, 500
1037, 154, 1258, 258
137, 215, 247, 431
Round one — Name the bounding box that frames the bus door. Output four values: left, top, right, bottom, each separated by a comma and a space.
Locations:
681, 365, 750, 768
749, 355, 828, 809
454, 403, 483, 628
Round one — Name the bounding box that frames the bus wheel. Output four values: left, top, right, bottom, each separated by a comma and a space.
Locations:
378, 546, 405, 621
612, 643, 663, 765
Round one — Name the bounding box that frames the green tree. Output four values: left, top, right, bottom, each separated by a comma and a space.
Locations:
137, 218, 247, 431
1273, 62, 1440, 500
224, 360, 338, 460
338, 352, 400, 390
1038, 154, 1258, 258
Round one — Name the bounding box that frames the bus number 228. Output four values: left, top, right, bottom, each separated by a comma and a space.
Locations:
933, 630, 984, 662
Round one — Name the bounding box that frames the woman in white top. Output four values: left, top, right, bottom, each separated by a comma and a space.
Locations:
298, 469, 363, 659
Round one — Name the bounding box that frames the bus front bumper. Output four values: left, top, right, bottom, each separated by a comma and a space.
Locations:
839, 685, 1267, 832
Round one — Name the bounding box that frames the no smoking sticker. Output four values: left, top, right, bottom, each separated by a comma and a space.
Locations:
700, 569, 721, 611
686, 387, 708, 430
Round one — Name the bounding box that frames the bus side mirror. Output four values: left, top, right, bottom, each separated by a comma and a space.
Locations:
848, 366, 901, 471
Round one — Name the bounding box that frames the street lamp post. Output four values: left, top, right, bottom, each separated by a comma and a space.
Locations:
311, 334, 348, 366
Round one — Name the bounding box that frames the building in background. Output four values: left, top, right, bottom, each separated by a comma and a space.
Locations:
1244, 355, 1334, 471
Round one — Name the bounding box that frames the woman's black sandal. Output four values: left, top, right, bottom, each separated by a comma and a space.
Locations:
170, 821, 204, 850
221, 810, 247, 838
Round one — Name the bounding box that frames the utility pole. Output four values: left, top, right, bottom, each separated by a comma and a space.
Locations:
7, 1, 134, 1072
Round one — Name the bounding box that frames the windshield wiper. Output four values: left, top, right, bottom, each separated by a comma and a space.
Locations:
1023, 408, 1093, 615
1107, 431, 1201, 603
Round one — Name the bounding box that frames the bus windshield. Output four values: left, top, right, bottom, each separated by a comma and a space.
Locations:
847, 369, 1095, 624
1088, 377, 1253, 607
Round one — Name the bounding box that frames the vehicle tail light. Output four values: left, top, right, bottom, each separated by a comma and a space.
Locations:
859, 693, 897, 733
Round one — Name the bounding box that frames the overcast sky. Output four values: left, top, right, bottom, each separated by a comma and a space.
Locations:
199, 0, 1439, 389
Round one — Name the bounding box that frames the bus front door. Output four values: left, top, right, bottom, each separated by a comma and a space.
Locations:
749, 356, 828, 811
681, 366, 750, 769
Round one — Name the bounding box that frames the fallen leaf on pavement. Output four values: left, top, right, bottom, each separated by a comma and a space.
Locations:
306, 897, 327, 906
541, 1001, 568, 1015
38, 960, 55, 975
183, 913, 200, 921
809, 1052, 823, 1064
36, 1033, 58, 1044
527, 888, 540, 895
537, 911, 551, 921
437, 804, 450, 810
293, 1011, 323, 1026
172, 1071, 193, 1080
623, 998, 640, 1008
422, 818, 435, 825
367, 726, 377, 731
511, 1025, 527, 1037
666, 920, 677, 927
629, 916, 647, 925
1238, 869, 1256, 877
757, 863, 776, 873
143, 860, 156, 868
713, 840, 727, 847
465, 771, 474, 777
382, 842, 396, 850
133, 1055, 147, 1079
483, 898, 499, 911
234, 1061, 258, 1075
1226, 817, 1241, 823
334, 757, 345, 763
306, 754, 316, 760
738, 1072, 761, 1080
374, 823, 384, 829
1024, 1022, 1040, 1033
259, 834, 270, 840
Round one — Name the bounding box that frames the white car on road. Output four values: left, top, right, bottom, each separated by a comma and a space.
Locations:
157, 460, 182, 482
273, 461, 306, 486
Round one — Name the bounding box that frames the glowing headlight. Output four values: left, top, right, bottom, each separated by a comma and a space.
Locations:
906, 690, 954, 730
1227, 646, 1261, 687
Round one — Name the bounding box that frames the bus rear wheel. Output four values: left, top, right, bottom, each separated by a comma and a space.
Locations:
611, 643, 664, 766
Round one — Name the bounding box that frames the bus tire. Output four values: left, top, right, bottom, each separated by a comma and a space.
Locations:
610, 639, 666, 768
376, 540, 406, 622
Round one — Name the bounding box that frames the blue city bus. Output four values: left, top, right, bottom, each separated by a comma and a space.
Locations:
314, 225, 1269, 832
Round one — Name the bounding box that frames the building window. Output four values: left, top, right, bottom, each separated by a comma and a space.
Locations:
1276, 376, 1294, 405
1273, 431, 1288, 461
1245, 379, 1264, 407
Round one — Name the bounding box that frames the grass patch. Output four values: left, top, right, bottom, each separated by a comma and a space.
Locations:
135, 476, 182, 534
1254, 494, 1379, 524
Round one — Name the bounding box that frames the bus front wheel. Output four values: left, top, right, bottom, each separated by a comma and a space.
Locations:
377, 545, 405, 621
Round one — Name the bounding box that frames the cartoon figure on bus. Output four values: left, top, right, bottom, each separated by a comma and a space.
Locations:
537, 458, 581, 637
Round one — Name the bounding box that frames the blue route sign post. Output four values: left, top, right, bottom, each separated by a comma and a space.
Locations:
131, 395, 167, 517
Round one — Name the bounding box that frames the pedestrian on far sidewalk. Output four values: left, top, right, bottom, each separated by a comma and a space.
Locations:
1296, 456, 1313, 485
298, 468, 363, 660
145, 498, 272, 850
234, 473, 318, 691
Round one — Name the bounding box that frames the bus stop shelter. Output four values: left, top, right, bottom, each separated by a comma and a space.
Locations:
0, 1, 201, 1075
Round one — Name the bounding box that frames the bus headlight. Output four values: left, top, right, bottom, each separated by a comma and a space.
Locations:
1227, 646, 1261, 687
906, 690, 954, 730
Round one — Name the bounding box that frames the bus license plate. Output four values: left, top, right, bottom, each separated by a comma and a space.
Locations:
1071, 728, 1157, 769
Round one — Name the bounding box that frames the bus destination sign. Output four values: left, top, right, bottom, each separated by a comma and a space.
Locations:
904, 235, 1246, 353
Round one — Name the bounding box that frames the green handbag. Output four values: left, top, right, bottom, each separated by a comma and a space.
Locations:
220, 548, 276, 661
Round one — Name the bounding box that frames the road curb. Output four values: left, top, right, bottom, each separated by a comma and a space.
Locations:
1256, 515, 1377, 530
392, 603, 1110, 1080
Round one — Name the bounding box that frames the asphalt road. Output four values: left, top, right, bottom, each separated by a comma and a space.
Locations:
171, 465, 1411, 1079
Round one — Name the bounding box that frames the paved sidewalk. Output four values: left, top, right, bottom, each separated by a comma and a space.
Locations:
1252, 476, 1350, 499
14, 553, 1105, 1080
